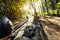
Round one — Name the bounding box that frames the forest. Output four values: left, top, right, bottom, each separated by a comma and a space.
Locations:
0, 0, 60, 25
0, 0, 60, 40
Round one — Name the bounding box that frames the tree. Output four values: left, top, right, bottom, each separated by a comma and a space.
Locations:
30, 0, 40, 22
56, 0, 60, 16
0, 0, 29, 25
44, 0, 49, 15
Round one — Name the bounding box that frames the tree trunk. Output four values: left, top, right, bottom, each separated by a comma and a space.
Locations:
45, 0, 49, 15
56, 0, 60, 17
50, 0, 55, 10
31, 3, 39, 22
41, 2, 45, 12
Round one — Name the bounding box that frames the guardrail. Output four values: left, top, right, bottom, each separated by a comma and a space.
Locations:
13, 19, 28, 32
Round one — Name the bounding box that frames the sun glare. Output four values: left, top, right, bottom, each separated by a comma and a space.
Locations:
35, 0, 41, 12
23, 0, 41, 14
24, 4, 29, 10
23, 4, 34, 14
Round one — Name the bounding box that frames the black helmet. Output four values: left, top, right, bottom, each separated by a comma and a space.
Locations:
0, 15, 13, 39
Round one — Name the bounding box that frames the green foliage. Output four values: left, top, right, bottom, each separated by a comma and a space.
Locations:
0, 0, 29, 25
51, 10, 57, 14
56, 2, 60, 9
0, 0, 59, 25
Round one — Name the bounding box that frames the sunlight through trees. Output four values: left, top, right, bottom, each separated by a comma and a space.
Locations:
0, 0, 60, 25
